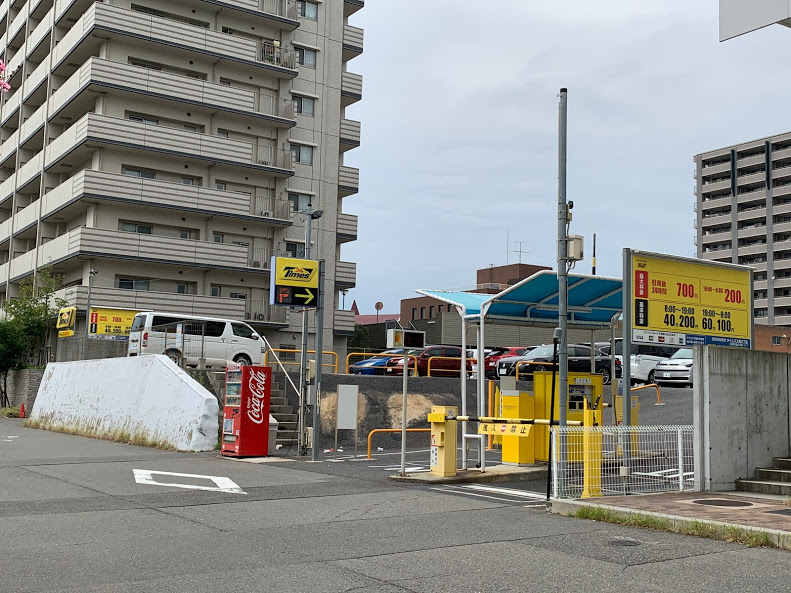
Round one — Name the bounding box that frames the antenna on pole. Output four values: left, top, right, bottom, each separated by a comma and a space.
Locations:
592, 233, 597, 275
511, 241, 530, 264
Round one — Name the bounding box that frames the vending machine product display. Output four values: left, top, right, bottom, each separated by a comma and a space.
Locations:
221, 364, 272, 457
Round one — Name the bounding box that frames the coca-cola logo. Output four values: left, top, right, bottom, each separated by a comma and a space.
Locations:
247, 369, 268, 424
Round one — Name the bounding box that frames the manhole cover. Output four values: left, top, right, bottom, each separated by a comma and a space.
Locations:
609, 537, 641, 547
766, 509, 791, 516
691, 499, 753, 508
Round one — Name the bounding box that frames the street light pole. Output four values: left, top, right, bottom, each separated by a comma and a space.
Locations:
83, 266, 98, 360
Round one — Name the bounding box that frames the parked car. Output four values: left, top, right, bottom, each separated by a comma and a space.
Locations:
384, 349, 424, 376
593, 339, 681, 385
385, 345, 473, 377
479, 346, 534, 379
497, 343, 621, 384
653, 348, 694, 387
349, 349, 405, 375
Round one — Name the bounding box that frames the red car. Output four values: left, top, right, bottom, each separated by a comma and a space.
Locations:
481, 346, 534, 379
385, 345, 473, 377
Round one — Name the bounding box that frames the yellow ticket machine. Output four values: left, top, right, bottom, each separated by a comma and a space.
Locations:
428, 406, 457, 477
498, 376, 535, 465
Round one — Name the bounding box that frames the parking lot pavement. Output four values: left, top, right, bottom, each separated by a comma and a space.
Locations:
4, 415, 791, 592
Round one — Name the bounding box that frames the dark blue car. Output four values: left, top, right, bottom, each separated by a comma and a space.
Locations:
349, 349, 405, 375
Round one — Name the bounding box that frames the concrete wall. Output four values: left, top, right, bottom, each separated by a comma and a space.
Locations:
5, 369, 45, 410
30, 355, 219, 451
694, 345, 791, 491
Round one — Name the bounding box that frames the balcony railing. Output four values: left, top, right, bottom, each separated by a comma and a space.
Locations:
333, 309, 355, 334
246, 299, 288, 323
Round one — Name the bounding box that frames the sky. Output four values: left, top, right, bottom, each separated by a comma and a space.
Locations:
341, 1, 791, 315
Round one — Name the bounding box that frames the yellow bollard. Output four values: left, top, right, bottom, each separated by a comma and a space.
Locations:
427, 406, 457, 477
581, 400, 602, 498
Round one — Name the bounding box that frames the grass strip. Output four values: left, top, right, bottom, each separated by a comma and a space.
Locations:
574, 505, 778, 549
22, 418, 176, 450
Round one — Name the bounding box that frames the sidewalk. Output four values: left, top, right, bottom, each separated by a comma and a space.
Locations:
550, 491, 791, 549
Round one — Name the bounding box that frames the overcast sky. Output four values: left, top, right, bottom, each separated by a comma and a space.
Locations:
340, 1, 790, 315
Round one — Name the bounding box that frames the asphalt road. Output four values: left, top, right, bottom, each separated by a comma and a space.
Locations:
2, 408, 789, 593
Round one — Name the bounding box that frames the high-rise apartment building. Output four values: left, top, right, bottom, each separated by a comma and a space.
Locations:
0, 0, 363, 358
694, 131, 791, 326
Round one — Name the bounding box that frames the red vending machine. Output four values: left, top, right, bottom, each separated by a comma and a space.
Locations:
221, 364, 272, 457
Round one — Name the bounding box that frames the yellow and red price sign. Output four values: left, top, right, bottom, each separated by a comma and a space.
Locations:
89, 307, 142, 340
630, 252, 752, 349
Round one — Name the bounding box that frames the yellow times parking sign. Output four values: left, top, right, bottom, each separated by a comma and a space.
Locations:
270, 256, 319, 307
630, 252, 752, 349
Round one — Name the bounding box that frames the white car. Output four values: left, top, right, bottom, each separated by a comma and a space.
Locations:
594, 339, 680, 385
653, 348, 694, 387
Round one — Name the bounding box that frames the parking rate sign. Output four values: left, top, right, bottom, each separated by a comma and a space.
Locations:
269, 256, 319, 307
630, 252, 752, 349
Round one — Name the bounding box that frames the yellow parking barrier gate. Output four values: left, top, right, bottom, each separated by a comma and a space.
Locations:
630, 383, 663, 406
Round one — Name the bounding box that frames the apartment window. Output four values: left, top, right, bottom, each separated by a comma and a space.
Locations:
122, 167, 156, 179
217, 130, 229, 138
213, 233, 224, 243
290, 143, 313, 165
216, 182, 227, 191
184, 124, 197, 133
127, 113, 159, 125
293, 95, 315, 116
177, 283, 188, 294
182, 176, 197, 186
229, 292, 247, 300
429, 306, 434, 318
210, 284, 222, 297
285, 241, 306, 258
774, 336, 783, 346
179, 229, 192, 239
232, 241, 250, 247
288, 192, 311, 212
412, 308, 417, 320
298, 0, 318, 19
130, 59, 162, 71
295, 47, 317, 68
219, 79, 232, 87
120, 221, 152, 234
420, 307, 425, 319
118, 277, 150, 291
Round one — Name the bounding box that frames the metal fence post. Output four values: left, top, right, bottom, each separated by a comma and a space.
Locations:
677, 428, 684, 492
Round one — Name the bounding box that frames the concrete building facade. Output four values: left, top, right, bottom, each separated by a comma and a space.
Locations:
0, 0, 363, 358
695, 131, 791, 327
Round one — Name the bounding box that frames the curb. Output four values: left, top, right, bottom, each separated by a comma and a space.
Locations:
549, 498, 791, 550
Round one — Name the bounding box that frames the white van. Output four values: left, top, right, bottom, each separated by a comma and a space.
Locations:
594, 339, 680, 385
128, 312, 265, 368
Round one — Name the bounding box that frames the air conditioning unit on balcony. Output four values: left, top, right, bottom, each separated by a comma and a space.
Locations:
251, 261, 261, 268
255, 313, 266, 321
261, 211, 271, 217
258, 160, 271, 166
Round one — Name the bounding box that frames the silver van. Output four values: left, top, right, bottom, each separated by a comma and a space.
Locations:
128, 312, 265, 368
594, 339, 680, 385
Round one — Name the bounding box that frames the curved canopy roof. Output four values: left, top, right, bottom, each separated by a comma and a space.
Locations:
417, 270, 622, 329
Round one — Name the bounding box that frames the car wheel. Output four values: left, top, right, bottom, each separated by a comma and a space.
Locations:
165, 349, 182, 365
233, 354, 252, 366
647, 370, 656, 384
409, 369, 417, 377
599, 367, 611, 385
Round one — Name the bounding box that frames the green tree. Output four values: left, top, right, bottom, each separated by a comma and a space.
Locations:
2, 269, 65, 367
348, 324, 370, 349
0, 319, 26, 406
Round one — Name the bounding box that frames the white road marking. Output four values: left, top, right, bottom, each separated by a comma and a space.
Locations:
133, 469, 246, 494
461, 484, 546, 500
430, 486, 517, 503
432, 484, 547, 505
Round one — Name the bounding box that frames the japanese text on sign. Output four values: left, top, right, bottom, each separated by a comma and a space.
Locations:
631, 252, 752, 349
89, 307, 143, 340
477, 423, 534, 437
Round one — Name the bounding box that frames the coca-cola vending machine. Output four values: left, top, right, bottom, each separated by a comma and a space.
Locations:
221, 364, 271, 457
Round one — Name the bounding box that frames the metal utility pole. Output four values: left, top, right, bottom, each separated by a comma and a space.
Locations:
557, 88, 569, 427
83, 267, 98, 360
311, 260, 325, 461
592, 233, 597, 275
298, 207, 323, 455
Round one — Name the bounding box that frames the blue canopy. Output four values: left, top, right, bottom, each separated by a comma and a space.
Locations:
417, 270, 622, 328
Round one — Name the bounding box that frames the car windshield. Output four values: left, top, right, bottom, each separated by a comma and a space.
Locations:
671, 348, 693, 359
526, 345, 554, 358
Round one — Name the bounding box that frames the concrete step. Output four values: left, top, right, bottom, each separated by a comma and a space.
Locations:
272, 414, 298, 424
276, 422, 298, 430
754, 468, 791, 482
735, 479, 791, 496
773, 457, 791, 470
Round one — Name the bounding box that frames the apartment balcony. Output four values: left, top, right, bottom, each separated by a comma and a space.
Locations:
701, 161, 730, 176
0, 170, 292, 245
339, 119, 361, 152
336, 212, 358, 243
338, 166, 360, 197
737, 243, 769, 257
736, 224, 768, 240
700, 195, 732, 210
333, 309, 355, 335
737, 154, 765, 168
49, 3, 297, 82
41, 113, 294, 180
56, 285, 249, 319
700, 230, 733, 244
737, 207, 766, 222
344, 0, 364, 17
342, 24, 364, 61
246, 299, 288, 325
341, 71, 363, 107
736, 172, 766, 187
335, 260, 356, 288
772, 147, 791, 161
700, 179, 731, 193
5, 226, 274, 282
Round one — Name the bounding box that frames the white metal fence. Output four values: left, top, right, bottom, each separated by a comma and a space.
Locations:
550, 425, 695, 499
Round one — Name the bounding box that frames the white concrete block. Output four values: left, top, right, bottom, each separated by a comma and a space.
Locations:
31, 355, 219, 451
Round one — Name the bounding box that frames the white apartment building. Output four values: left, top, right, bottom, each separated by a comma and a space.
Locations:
695, 131, 791, 326
0, 0, 363, 358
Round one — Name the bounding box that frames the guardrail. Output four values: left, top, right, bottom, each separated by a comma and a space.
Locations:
515, 360, 556, 381
367, 428, 430, 459
426, 356, 475, 377
263, 348, 339, 374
